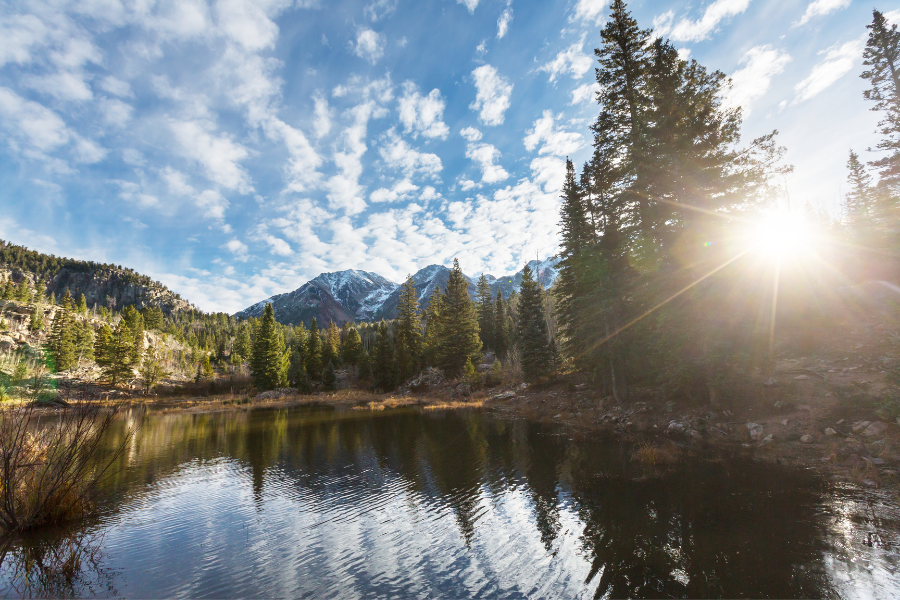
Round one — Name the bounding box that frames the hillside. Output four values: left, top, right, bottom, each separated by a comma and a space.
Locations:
236, 258, 560, 326
0, 240, 193, 315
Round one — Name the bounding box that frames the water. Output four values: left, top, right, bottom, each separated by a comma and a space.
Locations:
2, 406, 898, 598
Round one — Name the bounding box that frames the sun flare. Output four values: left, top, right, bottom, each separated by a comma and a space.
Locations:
749, 211, 813, 260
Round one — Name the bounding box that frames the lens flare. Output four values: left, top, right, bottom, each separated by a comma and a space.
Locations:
750, 211, 812, 259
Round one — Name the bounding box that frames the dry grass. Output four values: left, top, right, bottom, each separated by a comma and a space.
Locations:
631, 443, 680, 466
0, 404, 134, 536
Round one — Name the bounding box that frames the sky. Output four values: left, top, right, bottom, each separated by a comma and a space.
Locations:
0, 0, 896, 313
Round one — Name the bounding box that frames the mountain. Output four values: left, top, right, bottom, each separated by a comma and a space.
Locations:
0, 239, 193, 314
235, 258, 561, 326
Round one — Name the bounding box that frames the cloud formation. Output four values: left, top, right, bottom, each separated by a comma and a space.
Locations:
398, 82, 449, 139
352, 28, 385, 63
796, 0, 851, 27
726, 45, 791, 115
539, 40, 594, 82
470, 65, 513, 126
654, 0, 751, 42
794, 38, 863, 103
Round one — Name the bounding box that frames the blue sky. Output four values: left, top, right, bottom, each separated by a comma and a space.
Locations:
0, 0, 895, 313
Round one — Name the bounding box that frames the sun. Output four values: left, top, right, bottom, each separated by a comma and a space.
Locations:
749, 211, 814, 260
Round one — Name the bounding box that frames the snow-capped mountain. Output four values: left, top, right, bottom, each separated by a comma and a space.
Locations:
235, 258, 561, 326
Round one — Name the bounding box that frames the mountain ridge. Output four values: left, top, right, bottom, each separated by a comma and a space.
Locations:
235, 258, 561, 326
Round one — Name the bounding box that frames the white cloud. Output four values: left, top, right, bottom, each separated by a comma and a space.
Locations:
22, 72, 93, 102
379, 129, 443, 178
0, 87, 70, 151
497, 9, 513, 38
0, 14, 47, 67
457, 0, 480, 14
161, 167, 195, 196
352, 28, 385, 63
460, 126, 483, 142
313, 91, 332, 138
225, 239, 249, 261
726, 45, 791, 115
370, 178, 419, 203
470, 64, 513, 126
264, 117, 322, 192
398, 82, 449, 139
195, 189, 229, 220
570, 81, 601, 105
654, 0, 751, 43
365, 0, 398, 21
571, 0, 606, 24
529, 156, 566, 193
523, 110, 584, 156
465, 142, 509, 184
262, 234, 292, 256
796, 0, 851, 27
794, 38, 864, 103
216, 0, 282, 51
539, 39, 593, 82
170, 120, 253, 193
100, 98, 133, 128
99, 76, 133, 98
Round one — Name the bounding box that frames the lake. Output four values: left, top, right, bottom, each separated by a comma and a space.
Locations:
2, 405, 898, 598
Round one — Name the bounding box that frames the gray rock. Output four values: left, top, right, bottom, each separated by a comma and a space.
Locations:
872, 458, 886, 465
863, 421, 888, 437
667, 421, 686, 434
781, 419, 789, 426
801, 434, 814, 443
794, 374, 809, 380
759, 434, 774, 447
764, 378, 778, 387
824, 427, 838, 436
453, 383, 472, 398
492, 391, 516, 400
851, 421, 871, 433
747, 422, 764, 441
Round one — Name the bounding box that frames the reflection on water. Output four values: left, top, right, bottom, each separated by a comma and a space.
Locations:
2, 406, 898, 598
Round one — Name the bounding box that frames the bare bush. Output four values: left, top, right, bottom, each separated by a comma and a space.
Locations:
0, 404, 134, 536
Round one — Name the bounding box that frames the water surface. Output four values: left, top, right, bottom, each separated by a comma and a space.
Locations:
2, 406, 898, 598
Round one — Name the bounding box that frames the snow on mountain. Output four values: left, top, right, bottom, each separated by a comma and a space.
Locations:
235, 258, 560, 326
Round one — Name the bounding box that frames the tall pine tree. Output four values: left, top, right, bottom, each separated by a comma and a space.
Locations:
516, 265, 554, 382
437, 259, 482, 375
475, 274, 494, 352
395, 276, 423, 381
250, 303, 288, 390
306, 317, 322, 380
373, 321, 397, 391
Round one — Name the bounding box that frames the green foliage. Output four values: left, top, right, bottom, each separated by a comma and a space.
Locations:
395, 276, 423, 382
28, 307, 44, 332
140, 344, 167, 391
462, 357, 479, 388
75, 293, 87, 314
324, 321, 341, 367
516, 265, 555, 382
49, 301, 77, 372
322, 360, 337, 391
202, 354, 214, 380
103, 321, 135, 386
249, 304, 287, 391
475, 274, 494, 351
341, 326, 363, 366
493, 293, 508, 359
423, 288, 444, 367
435, 259, 482, 376
373, 321, 397, 391
74, 321, 94, 362
306, 318, 322, 381
358, 350, 373, 383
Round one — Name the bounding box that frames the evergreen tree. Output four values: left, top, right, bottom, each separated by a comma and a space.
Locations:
437, 259, 482, 375
516, 265, 554, 382
373, 321, 396, 391
493, 293, 509, 359
28, 307, 44, 332
249, 303, 287, 390
15, 281, 29, 302
395, 276, 423, 381
49, 295, 77, 371
233, 325, 252, 360
105, 321, 135, 386
322, 360, 337, 391
342, 326, 363, 366
94, 324, 113, 374
325, 321, 341, 367
844, 149, 876, 231
75, 293, 88, 314
74, 321, 94, 362
1, 278, 12, 300
306, 317, 322, 380
202, 354, 214, 380
423, 288, 445, 367
475, 274, 494, 352
358, 350, 373, 384
140, 344, 166, 391
862, 9, 900, 196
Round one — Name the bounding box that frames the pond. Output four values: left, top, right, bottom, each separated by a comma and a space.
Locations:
2, 406, 898, 598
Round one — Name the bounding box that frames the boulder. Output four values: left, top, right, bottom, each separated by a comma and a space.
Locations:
667, 421, 686, 434
747, 422, 764, 441
800, 434, 814, 443
863, 421, 888, 437
824, 427, 838, 437
793, 374, 809, 380
759, 434, 774, 447
851, 421, 871, 433
492, 391, 516, 400
452, 383, 471, 398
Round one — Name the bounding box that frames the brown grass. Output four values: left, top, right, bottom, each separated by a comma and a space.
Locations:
631, 443, 680, 466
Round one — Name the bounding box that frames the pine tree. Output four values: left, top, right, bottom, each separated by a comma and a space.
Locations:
423, 288, 445, 367
325, 321, 342, 367
862, 9, 900, 196
74, 321, 94, 362
49, 294, 77, 371
250, 303, 287, 391
94, 324, 113, 373
437, 259, 482, 375
15, 281, 29, 302
844, 149, 876, 231
395, 276, 423, 381
233, 325, 252, 360
1, 278, 12, 300
140, 344, 166, 391
306, 317, 322, 380
28, 307, 44, 332
516, 265, 554, 382
105, 321, 135, 386
493, 293, 508, 359
358, 350, 373, 383
75, 293, 88, 314
322, 360, 337, 391
475, 274, 494, 352
373, 321, 396, 391
342, 326, 363, 366
202, 354, 214, 380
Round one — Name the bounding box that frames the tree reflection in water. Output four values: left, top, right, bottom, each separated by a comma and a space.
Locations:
4, 405, 891, 598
